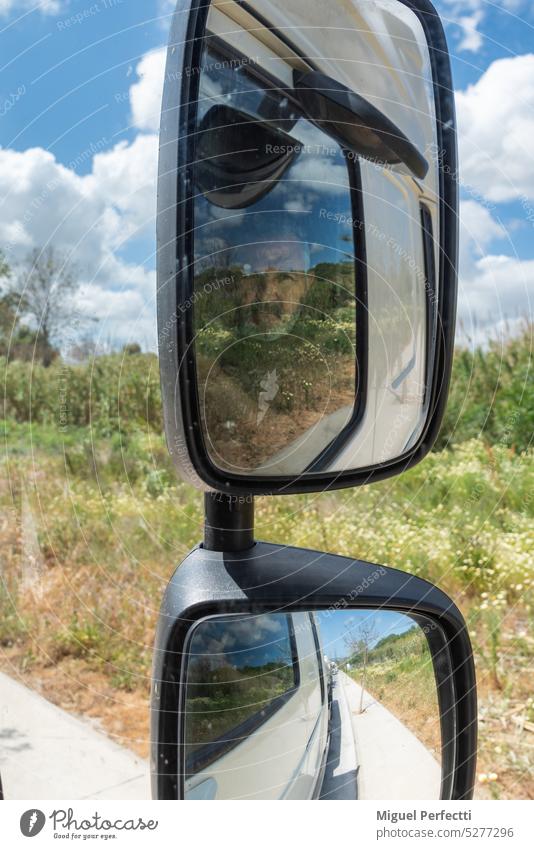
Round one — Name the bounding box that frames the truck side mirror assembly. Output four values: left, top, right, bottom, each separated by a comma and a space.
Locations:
153, 0, 477, 800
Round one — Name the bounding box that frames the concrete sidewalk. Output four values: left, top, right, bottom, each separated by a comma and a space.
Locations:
341, 672, 441, 799
0, 672, 150, 800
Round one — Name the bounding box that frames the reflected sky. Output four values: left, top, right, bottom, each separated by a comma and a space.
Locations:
316, 610, 416, 661
193, 43, 358, 276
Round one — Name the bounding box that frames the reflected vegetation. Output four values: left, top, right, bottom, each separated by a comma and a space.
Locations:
185, 613, 297, 774
194, 260, 358, 473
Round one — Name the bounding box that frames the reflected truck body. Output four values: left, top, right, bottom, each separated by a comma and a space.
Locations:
184, 612, 329, 799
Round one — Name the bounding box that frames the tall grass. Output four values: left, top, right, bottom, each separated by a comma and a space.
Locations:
437, 324, 533, 452
1, 323, 532, 450
1, 353, 162, 433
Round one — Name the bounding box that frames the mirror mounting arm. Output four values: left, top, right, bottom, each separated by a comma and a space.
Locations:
204, 492, 255, 552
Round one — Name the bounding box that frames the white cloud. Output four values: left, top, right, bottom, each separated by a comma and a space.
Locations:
0, 39, 167, 348
456, 200, 533, 340
288, 156, 349, 194
457, 11, 484, 53
438, 0, 529, 54
0, 135, 157, 265
438, 1, 486, 53
456, 54, 534, 203
1, 37, 533, 349
89, 133, 158, 244
459, 200, 505, 276
129, 48, 166, 133
77, 267, 157, 350
499, 0, 528, 11
460, 201, 505, 249
458, 253, 534, 343
0, 133, 158, 347
158, 0, 177, 14
0, 0, 61, 15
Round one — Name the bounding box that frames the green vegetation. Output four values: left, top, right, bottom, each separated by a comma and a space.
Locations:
1, 323, 531, 449
0, 246, 88, 367
193, 261, 357, 470
346, 626, 442, 757
437, 324, 533, 453
186, 660, 294, 761
0, 324, 532, 796
185, 612, 296, 760
1, 353, 162, 432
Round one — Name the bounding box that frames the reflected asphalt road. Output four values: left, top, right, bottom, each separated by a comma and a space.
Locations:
320, 674, 359, 799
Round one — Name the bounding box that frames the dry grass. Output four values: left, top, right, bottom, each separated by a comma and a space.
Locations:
0, 423, 532, 798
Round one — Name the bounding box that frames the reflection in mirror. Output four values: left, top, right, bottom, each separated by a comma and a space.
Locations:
183, 610, 442, 800
194, 42, 360, 477
189, 0, 440, 479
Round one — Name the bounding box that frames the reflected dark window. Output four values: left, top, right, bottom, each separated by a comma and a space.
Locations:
184, 613, 299, 775
192, 41, 362, 475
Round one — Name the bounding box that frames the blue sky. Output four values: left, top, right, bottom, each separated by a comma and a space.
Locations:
0, 0, 532, 349
316, 609, 414, 660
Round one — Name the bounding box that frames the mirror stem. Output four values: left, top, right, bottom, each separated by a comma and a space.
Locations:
204, 492, 255, 552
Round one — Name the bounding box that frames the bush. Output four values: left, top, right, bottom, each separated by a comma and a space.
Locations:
1, 353, 162, 433
437, 324, 533, 452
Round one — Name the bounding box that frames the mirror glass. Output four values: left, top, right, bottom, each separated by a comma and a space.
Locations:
189, 0, 440, 478
182, 610, 442, 800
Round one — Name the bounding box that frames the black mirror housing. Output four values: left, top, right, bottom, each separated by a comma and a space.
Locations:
153, 1, 475, 803
150, 542, 477, 800
157, 0, 459, 495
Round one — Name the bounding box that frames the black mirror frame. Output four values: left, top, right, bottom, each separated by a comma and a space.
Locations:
157, 0, 459, 494
150, 543, 477, 800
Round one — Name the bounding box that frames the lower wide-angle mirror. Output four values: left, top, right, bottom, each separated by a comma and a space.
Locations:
151, 544, 477, 800
182, 610, 441, 800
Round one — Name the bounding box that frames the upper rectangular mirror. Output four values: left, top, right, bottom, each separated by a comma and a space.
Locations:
157, 0, 458, 493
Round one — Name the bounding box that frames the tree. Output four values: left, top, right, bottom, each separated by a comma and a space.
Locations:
344, 619, 378, 714
122, 342, 142, 356
0, 251, 14, 347
12, 246, 83, 366
0, 250, 9, 282
0, 294, 18, 359
0, 251, 35, 359
0, 298, 43, 362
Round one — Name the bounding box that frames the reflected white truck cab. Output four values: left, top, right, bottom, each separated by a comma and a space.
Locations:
185, 613, 330, 800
